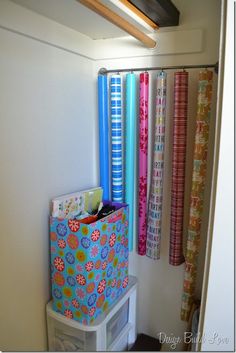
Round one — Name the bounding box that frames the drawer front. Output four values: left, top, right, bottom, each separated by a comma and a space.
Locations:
106, 299, 129, 348
111, 333, 129, 352
48, 316, 97, 351
54, 330, 84, 351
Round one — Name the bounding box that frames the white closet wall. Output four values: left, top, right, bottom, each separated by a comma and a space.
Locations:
0, 1, 97, 350
200, 0, 234, 350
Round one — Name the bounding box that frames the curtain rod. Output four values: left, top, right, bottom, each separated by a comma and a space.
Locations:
98, 62, 218, 75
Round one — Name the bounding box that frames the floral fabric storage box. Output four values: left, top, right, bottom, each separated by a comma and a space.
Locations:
50, 202, 129, 325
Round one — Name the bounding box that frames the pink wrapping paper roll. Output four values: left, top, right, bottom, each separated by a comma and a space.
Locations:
169, 71, 189, 266
138, 72, 149, 255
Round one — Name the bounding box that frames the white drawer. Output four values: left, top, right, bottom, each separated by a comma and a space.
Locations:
47, 316, 97, 351
106, 299, 129, 348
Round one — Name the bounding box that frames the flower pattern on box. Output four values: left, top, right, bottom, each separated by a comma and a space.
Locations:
50, 204, 129, 324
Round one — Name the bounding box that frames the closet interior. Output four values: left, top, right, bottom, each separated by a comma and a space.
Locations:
0, 0, 231, 352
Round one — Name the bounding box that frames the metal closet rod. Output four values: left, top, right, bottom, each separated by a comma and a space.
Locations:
98, 62, 218, 74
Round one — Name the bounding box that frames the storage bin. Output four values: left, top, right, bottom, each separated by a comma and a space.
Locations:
50, 201, 129, 324
46, 275, 138, 351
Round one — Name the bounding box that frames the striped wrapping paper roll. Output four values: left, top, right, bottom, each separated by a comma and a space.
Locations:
169, 71, 188, 266
138, 72, 149, 255
125, 73, 137, 251
110, 74, 123, 202
181, 70, 213, 321
146, 71, 167, 260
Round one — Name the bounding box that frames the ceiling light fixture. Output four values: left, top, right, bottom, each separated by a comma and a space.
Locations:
108, 0, 158, 32
78, 0, 156, 48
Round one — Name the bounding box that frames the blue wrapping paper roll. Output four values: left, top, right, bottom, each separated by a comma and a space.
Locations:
125, 73, 137, 251
98, 75, 109, 200
110, 75, 123, 202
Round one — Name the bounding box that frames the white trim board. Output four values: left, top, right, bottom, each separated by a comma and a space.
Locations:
1, 0, 203, 61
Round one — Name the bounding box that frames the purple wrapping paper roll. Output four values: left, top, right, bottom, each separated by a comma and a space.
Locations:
138, 72, 149, 255
146, 71, 167, 260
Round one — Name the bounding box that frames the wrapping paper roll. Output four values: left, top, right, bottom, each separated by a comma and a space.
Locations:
138, 72, 149, 255
98, 75, 109, 200
125, 73, 137, 252
146, 71, 167, 259
181, 70, 213, 321
169, 71, 189, 266
110, 75, 123, 202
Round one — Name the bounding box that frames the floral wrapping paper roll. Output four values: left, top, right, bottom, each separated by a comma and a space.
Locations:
169, 71, 189, 266
138, 72, 149, 255
181, 70, 213, 321
110, 75, 123, 202
146, 71, 167, 260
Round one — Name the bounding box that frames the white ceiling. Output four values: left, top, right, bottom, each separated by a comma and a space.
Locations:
10, 0, 180, 40
10, 0, 145, 39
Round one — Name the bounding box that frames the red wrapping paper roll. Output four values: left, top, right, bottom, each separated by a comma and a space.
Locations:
169, 71, 188, 266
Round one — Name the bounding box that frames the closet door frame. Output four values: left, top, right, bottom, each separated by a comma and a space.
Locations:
197, 0, 234, 351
